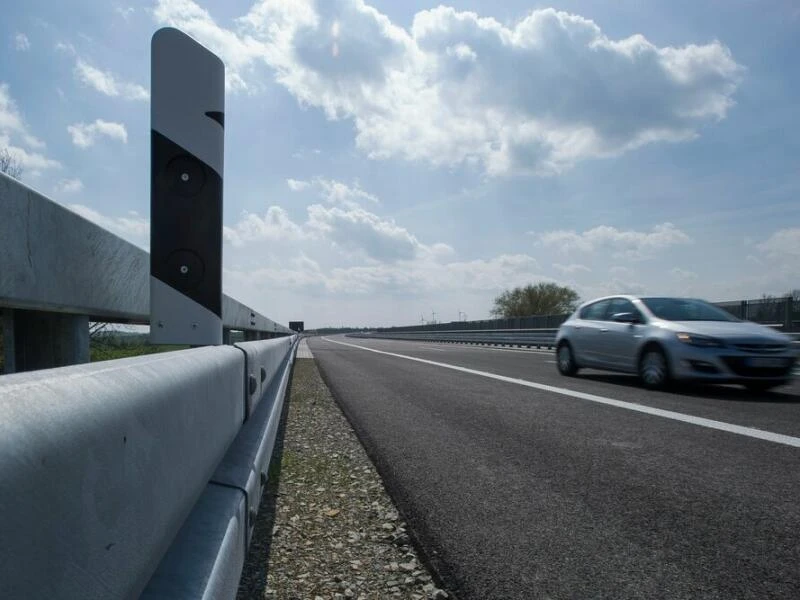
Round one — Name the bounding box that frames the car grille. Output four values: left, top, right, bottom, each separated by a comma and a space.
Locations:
732, 343, 788, 353
721, 356, 795, 378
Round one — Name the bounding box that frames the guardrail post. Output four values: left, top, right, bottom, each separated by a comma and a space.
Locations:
223, 328, 232, 345
244, 330, 258, 342
785, 297, 793, 332
2, 309, 16, 374
2, 309, 89, 373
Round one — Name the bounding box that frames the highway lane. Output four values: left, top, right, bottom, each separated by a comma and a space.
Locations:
308, 335, 800, 600
328, 338, 800, 438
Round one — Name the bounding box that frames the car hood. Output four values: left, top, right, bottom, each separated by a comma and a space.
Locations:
658, 320, 789, 341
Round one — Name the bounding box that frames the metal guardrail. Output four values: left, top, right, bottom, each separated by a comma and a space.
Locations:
350, 328, 560, 348
350, 329, 800, 349
373, 299, 797, 336
0, 172, 290, 334
0, 335, 297, 599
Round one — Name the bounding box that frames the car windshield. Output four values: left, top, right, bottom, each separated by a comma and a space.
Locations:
640, 298, 739, 322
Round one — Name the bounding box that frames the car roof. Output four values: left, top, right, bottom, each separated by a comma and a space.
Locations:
577, 294, 640, 308
577, 295, 713, 312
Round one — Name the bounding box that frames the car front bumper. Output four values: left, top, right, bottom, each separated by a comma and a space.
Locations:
668, 344, 797, 384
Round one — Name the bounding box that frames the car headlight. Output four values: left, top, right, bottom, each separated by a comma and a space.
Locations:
675, 332, 725, 348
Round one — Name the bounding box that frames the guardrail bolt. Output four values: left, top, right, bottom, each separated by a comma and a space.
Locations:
248, 374, 258, 395
260, 367, 267, 382
191, 323, 198, 330
260, 472, 268, 486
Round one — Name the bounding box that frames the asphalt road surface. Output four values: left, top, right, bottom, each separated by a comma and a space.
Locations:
308, 335, 800, 600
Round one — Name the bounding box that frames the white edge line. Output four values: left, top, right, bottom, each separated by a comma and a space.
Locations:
322, 337, 800, 449
363, 338, 555, 355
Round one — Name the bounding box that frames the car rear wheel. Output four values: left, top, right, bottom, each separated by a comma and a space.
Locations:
639, 346, 670, 390
556, 342, 578, 376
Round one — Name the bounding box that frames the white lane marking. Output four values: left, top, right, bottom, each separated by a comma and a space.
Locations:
296, 339, 314, 359
365, 339, 555, 356
322, 337, 800, 449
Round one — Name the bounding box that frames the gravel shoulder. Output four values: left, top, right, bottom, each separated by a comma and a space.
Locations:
237, 357, 451, 600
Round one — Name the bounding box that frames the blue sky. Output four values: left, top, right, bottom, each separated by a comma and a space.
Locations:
1, 0, 798, 328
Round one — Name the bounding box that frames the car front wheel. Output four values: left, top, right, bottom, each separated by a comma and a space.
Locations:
556, 342, 578, 376
744, 381, 781, 393
639, 346, 670, 390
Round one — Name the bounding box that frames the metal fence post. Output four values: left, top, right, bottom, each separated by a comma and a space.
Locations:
3, 309, 89, 372
785, 297, 793, 332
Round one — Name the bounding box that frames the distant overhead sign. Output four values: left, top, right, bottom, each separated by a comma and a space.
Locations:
289, 321, 304, 332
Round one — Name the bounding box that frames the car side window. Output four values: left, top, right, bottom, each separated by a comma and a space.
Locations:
608, 298, 644, 322
580, 299, 610, 320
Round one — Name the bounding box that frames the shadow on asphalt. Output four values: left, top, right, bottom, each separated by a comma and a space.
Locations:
236, 364, 296, 600
577, 371, 800, 404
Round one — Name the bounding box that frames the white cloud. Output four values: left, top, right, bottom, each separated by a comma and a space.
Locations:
224, 206, 305, 246
68, 204, 150, 245
154, 0, 743, 175
579, 278, 649, 299
0, 84, 59, 174
54, 178, 84, 194
757, 228, 800, 259
306, 203, 421, 261
74, 59, 149, 100
55, 42, 77, 56
670, 267, 698, 280
0, 84, 46, 149
0, 141, 61, 175
116, 7, 135, 20
227, 251, 542, 297
67, 119, 128, 148
287, 176, 378, 207
553, 263, 591, 275
232, 180, 443, 262
287, 178, 310, 191
152, 0, 269, 91
315, 178, 379, 206
14, 33, 31, 51
535, 222, 691, 260
610, 266, 634, 278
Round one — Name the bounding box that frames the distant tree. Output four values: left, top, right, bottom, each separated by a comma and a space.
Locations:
491, 282, 580, 317
0, 147, 23, 180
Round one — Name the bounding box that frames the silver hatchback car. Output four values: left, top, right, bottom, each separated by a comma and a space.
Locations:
555, 295, 797, 391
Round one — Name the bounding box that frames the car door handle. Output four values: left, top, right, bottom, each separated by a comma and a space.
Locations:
600, 328, 609, 332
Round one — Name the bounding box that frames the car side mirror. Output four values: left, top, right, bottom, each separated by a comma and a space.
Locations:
611, 312, 639, 324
